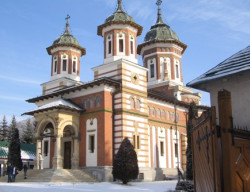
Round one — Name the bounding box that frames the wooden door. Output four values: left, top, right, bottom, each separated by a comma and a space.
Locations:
64, 141, 71, 169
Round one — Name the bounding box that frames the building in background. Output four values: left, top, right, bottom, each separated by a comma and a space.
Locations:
24, 0, 205, 181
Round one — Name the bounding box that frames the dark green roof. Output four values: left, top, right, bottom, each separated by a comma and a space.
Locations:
0, 142, 36, 160
97, 0, 142, 36
47, 22, 86, 56
144, 7, 179, 42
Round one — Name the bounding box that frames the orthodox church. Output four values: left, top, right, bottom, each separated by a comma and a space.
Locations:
24, 0, 203, 181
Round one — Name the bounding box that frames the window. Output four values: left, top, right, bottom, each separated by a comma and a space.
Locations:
130, 41, 134, 54
119, 39, 124, 52
108, 41, 112, 54
167, 111, 170, 119
96, 96, 102, 107
89, 135, 95, 153
175, 143, 178, 158
90, 97, 95, 108
54, 61, 57, 73
44, 141, 48, 156
157, 109, 161, 118
162, 110, 166, 119
83, 99, 89, 109
148, 106, 150, 115
152, 108, 156, 116
130, 98, 135, 109
175, 64, 179, 78
63, 59, 67, 71
136, 99, 141, 110
160, 141, 164, 156
72, 61, 76, 73
133, 135, 140, 149
150, 64, 154, 78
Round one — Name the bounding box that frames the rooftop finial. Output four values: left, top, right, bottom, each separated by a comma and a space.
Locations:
65, 14, 71, 33
155, 0, 164, 24
117, 0, 123, 12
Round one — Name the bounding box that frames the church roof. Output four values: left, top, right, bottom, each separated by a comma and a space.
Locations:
47, 16, 86, 56
23, 99, 83, 116
137, 2, 186, 54
97, 0, 142, 36
187, 45, 250, 89
0, 142, 36, 160
26, 77, 121, 103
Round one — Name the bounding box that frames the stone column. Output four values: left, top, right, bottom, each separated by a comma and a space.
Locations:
72, 137, 79, 169
53, 135, 63, 169
35, 139, 43, 169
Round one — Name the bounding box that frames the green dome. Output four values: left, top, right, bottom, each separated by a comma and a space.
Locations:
144, 8, 179, 42
53, 23, 80, 46
104, 5, 135, 24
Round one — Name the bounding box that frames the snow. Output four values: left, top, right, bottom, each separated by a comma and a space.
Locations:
0, 181, 177, 192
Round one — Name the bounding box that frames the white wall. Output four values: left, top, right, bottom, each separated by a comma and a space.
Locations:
86, 118, 97, 166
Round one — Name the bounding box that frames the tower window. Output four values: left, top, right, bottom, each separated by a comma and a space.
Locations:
108, 41, 112, 54
54, 61, 57, 73
130, 41, 134, 54
175, 64, 179, 78
119, 39, 124, 52
150, 64, 155, 78
63, 59, 67, 71
73, 61, 76, 73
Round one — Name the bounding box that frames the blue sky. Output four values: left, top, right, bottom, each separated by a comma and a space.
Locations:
1, 0, 250, 122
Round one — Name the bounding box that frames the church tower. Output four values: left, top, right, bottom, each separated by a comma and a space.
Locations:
42, 16, 86, 95
137, 2, 200, 102
97, 0, 142, 65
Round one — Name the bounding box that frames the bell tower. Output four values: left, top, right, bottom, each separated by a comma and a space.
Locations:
42, 15, 86, 95
97, 0, 142, 65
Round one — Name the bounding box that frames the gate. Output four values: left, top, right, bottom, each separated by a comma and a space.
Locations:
192, 90, 250, 192
192, 107, 221, 192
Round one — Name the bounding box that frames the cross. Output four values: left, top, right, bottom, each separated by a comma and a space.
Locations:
156, 0, 163, 7
65, 14, 71, 23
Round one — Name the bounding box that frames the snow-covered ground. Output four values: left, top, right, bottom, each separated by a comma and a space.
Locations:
0, 181, 177, 192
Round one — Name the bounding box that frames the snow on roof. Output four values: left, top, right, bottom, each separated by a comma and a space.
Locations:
0, 142, 36, 160
24, 98, 82, 115
187, 45, 250, 89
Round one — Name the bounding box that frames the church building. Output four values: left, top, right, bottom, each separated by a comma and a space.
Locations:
24, 0, 203, 181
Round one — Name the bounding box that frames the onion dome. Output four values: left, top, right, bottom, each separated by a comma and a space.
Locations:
97, 0, 143, 36
144, 7, 179, 42
138, 2, 186, 54
47, 17, 86, 56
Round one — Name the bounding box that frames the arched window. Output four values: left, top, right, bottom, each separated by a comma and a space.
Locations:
53, 55, 58, 74
152, 108, 156, 117
162, 110, 166, 119
83, 99, 89, 109
136, 99, 141, 110
130, 97, 135, 109
72, 56, 77, 74
90, 97, 95, 108
167, 111, 170, 120
96, 96, 102, 107
157, 109, 161, 118
61, 54, 68, 72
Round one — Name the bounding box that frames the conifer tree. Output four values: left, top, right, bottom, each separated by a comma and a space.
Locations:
0, 116, 8, 141
8, 127, 23, 170
8, 116, 17, 142
22, 119, 35, 144
112, 137, 139, 184
186, 102, 198, 180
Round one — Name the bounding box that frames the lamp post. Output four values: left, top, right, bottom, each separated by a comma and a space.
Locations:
174, 93, 180, 182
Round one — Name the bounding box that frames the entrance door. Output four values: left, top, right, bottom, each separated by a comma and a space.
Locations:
64, 142, 71, 169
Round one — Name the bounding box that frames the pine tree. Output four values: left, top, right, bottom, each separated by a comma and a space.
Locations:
186, 102, 198, 181
112, 137, 139, 184
8, 116, 17, 142
22, 119, 35, 144
8, 127, 23, 170
0, 116, 8, 141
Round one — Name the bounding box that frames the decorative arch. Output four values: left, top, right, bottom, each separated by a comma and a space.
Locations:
36, 117, 56, 138
59, 120, 79, 137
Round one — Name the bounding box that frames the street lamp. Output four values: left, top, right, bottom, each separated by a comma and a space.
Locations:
174, 93, 180, 182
